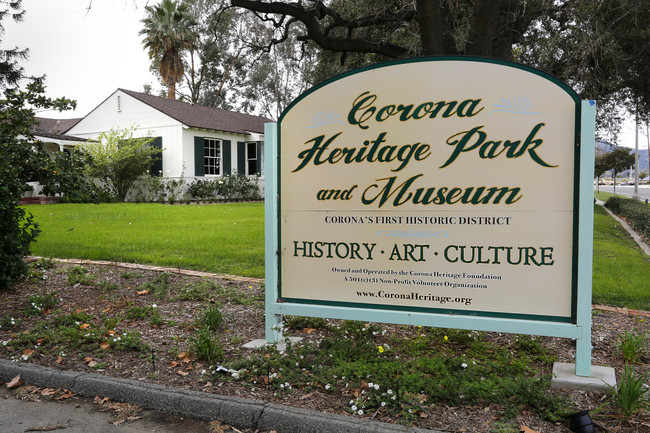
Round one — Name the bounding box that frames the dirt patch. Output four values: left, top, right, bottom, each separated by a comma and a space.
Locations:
1, 260, 648, 433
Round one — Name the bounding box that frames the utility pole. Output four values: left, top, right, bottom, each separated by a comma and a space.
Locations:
633, 111, 639, 200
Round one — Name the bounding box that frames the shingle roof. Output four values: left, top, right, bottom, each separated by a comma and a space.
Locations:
33, 117, 86, 141
119, 89, 271, 135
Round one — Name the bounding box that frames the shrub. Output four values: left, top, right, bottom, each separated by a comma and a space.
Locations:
0, 79, 73, 288
187, 174, 261, 202
187, 179, 216, 201
604, 196, 650, 239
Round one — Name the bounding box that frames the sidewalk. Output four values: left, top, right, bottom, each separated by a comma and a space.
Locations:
0, 359, 437, 433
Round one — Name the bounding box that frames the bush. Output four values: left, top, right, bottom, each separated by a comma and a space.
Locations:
187, 174, 261, 202
187, 179, 216, 201
604, 196, 650, 239
0, 79, 75, 288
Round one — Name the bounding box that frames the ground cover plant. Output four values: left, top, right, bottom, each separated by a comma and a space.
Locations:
23, 203, 264, 278
23, 202, 650, 311
1, 261, 649, 433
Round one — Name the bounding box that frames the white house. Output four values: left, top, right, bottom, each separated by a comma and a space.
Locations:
66, 89, 271, 181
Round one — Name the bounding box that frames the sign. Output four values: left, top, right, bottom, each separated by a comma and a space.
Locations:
277, 57, 580, 322
264, 57, 596, 376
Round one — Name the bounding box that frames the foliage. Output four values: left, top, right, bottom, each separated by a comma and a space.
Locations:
225, 323, 569, 423
604, 195, 650, 239
140, 0, 198, 99
84, 126, 162, 202
187, 173, 261, 201
0, 0, 27, 88
192, 325, 225, 363
231, 0, 650, 132
39, 149, 100, 203
0, 78, 75, 289
196, 303, 223, 332
610, 365, 650, 417
616, 329, 649, 365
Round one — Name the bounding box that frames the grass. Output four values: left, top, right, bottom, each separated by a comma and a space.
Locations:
592, 205, 650, 310
22, 201, 650, 310
23, 203, 264, 278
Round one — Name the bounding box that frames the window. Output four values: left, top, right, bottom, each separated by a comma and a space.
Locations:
247, 142, 258, 175
204, 138, 221, 175
238, 141, 263, 175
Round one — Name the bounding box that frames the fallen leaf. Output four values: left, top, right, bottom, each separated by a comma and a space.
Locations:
103, 307, 111, 313
304, 328, 316, 334
88, 361, 98, 367
55, 356, 63, 364
94, 395, 110, 404
79, 323, 90, 329
177, 352, 190, 359
6, 375, 23, 389
36, 338, 45, 345
136, 290, 149, 295
83, 357, 93, 363
107, 330, 116, 336
100, 341, 111, 350
41, 388, 55, 396
520, 427, 541, 433
57, 391, 75, 400
177, 370, 189, 376
23, 348, 34, 358
419, 412, 429, 418
75, 308, 88, 314
168, 361, 178, 368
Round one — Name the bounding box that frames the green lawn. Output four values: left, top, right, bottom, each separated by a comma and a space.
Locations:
23, 201, 650, 310
24, 203, 265, 278
592, 204, 650, 310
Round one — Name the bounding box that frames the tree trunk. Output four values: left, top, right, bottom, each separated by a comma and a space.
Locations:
167, 83, 176, 100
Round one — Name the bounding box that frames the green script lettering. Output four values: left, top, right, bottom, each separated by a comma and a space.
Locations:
440, 123, 557, 169
348, 91, 484, 130
292, 132, 430, 173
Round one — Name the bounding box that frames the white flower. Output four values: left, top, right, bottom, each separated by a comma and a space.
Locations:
152, 304, 157, 308
325, 384, 331, 390
357, 410, 364, 415
461, 363, 468, 368
387, 389, 393, 395
373, 384, 380, 390
381, 402, 386, 407
351, 405, 357, 411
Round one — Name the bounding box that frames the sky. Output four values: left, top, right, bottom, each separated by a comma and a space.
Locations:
2, 0, 646, 149
3, 0, 157, 118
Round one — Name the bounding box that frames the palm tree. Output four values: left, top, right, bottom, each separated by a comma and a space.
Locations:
140, 0, 197, 100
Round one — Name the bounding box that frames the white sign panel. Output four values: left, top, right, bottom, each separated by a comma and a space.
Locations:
278, 58, 580, 322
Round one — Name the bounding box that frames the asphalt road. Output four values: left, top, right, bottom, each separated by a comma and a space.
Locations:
596, 185, 650, 202
0, 386, 219, 433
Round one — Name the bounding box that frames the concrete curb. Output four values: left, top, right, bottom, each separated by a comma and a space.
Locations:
0, 359, 439, 433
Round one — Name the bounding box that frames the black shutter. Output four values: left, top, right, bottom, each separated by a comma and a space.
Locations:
150, 137, 163, 177
237, 141, 246, 174
194, 136, 204, 177
222, 140, 231, 174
